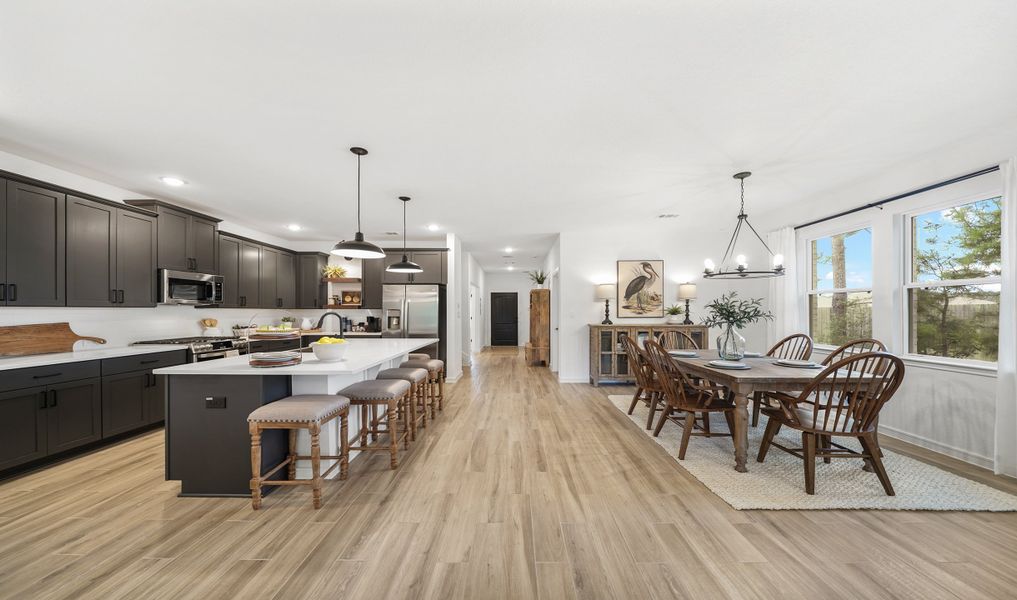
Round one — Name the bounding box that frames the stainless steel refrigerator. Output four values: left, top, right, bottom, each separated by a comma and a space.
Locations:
381, 284, 446, 362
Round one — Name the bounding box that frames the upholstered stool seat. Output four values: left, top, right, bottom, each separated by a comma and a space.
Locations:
408, 353, 431, 360
399, 358, 445, 416
378, 367, 430, 435
247, 394, 350, 510
340, 379, 413, 469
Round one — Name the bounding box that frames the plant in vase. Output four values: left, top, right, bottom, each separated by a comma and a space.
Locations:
701, 292, 773, 360
528, 269, 548, 288
665, 304, 683, 324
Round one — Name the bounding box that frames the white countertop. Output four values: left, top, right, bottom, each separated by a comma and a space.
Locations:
0, 344, 185, 371
153, 338, 436, 376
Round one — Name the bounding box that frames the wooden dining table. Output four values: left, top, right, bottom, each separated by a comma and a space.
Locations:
669, 349, 829, 473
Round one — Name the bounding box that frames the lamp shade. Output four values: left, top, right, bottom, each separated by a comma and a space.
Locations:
595, 284, 615, 300
677, 283, 697, 300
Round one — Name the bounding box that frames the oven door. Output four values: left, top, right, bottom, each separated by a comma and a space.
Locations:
192, 349, 240, 363
160, 270, 224, 306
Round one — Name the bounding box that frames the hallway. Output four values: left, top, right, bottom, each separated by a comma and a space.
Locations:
1, 347, 1016, 599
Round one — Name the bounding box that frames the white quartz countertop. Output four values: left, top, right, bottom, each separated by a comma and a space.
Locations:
0, 345, 185, 371
153, 338, 436, 376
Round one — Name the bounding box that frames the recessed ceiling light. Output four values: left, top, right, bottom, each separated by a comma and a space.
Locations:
507, 266, 515, 271
287, 224, 302, 231
159, 176, 186, 187
504, 246, 513, 253
427, 224, 440, 232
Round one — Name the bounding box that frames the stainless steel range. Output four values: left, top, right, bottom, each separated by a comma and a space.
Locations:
133, 336, 248, 362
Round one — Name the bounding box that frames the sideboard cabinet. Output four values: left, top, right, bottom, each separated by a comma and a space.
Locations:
588, 324, 709, 386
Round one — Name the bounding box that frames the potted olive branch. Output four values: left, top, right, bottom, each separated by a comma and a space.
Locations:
701, 291, 773, 360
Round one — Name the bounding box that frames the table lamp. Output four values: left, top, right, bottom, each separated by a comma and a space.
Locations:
677, 283, 697, 325
595, 284, 615, 325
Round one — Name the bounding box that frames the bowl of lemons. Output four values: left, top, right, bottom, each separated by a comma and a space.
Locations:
310, 337, 349, 362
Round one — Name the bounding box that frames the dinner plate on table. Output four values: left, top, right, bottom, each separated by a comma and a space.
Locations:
708, 360, 751, 370
668, 350, 699, 358
775, 358, 822, 369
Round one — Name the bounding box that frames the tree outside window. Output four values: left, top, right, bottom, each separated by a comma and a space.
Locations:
808, 227, 873, 346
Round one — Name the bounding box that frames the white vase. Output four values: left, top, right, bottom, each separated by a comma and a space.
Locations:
666, 315, 681, 324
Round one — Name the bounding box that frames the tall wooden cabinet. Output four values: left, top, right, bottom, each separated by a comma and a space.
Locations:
588, 324, 709, 385
526, 289, 551, 366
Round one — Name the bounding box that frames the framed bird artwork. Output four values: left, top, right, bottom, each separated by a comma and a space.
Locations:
616, 260, 664, 318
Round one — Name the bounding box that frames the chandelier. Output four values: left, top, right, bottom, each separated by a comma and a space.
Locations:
703, 172, 784, 279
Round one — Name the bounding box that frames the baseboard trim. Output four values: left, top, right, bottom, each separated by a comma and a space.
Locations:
558, 377, 589, 384
880, 425, 993, 470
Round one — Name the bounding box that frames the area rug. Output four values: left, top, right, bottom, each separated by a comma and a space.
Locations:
607, 395, 1017, 511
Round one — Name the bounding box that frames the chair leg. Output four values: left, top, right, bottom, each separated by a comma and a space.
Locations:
339, 410, 349, 480
249, 423, 263, 510
677, 413, 696, 460
359, 404, 369, 446
403, 395, 411, 449
861, 434, 894, 496
310, 423, 322, 509
438, 371, 445, 411
803, 433, 816, 495
627, 386, 644, 415
756, 415, 781, 462
751, 392, 762, 427
417, 383, 427, 429
701, 412, 711, 436
819, 434, 832, 464
653, 405, 670, 437
370, 405, 379, 443
723, 410, 735, 434
646, 392, 660, 430
388, 400, 399, 469
429, 379, 438, 419
287, 429, 298, 480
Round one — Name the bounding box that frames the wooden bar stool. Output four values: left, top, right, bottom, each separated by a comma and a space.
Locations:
376, 367, 430, 437
399, 357, 444, 417
340, 379, 413, 469
247, 394, 350, 510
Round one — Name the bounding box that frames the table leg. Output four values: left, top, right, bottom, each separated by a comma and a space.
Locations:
732, 391, 749, 472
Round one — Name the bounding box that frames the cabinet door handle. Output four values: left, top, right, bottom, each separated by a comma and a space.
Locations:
33, 372, 63, 379
48, 390, 57, 408
110, 288, 117, 304
8, 284, 15, 302
239, 295, 245, 307
39, 391, 47, 410
117, 289, 125, 304
0, 283, 5, 302
140, 359, 159, 364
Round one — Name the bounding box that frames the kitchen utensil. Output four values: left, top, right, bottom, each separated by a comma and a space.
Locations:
0, 322, 107, 356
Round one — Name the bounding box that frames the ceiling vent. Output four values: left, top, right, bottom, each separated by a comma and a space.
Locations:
658, 213, 680, 219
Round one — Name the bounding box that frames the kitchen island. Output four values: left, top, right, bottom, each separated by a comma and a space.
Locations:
154, 338, 436, 496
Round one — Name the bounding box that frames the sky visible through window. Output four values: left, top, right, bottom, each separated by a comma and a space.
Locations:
913, 197, 1001, 282
812, 228, 872, 290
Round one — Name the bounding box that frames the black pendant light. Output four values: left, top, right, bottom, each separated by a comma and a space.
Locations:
331, 147, 386, 259
702, 172, 785, 279
386, 196, 423, 274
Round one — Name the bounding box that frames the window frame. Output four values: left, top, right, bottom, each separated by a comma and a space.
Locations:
802, 220, 875, 350
901, 190, 1002, 365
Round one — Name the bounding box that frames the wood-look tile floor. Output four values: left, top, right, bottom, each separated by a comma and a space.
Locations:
2, 347, 1017, 599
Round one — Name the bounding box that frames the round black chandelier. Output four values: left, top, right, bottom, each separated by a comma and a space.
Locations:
703, 171, 785, 279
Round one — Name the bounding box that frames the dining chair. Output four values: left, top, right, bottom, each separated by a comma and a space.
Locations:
643, 339, 735, 459
751, 333, 814, 426
621, 334, 666, 429
755, 351, 905, 495
658, 330, 699, 351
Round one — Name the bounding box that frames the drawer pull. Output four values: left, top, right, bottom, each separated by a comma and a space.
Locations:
32, 372, 63, 379
140, 359, 159, 364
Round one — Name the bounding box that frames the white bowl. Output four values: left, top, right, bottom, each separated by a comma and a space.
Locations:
310, 341, 349, 362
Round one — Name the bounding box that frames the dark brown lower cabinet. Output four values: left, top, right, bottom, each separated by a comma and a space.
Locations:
0, 378, 102, 471
101, 371, 149, 437
0, 386, 48, 471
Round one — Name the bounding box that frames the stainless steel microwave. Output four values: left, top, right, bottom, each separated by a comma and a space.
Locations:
159, 269, 224, 306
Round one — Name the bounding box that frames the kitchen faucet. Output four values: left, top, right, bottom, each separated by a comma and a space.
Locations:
314, 311, 344, 332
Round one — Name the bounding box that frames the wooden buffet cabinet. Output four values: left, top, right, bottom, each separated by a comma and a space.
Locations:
588, 324, 709, 386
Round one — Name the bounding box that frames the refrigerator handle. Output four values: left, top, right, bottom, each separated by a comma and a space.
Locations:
402, 289, 409, 337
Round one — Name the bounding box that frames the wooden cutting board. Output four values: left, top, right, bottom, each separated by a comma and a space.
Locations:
0, 323, 107, 356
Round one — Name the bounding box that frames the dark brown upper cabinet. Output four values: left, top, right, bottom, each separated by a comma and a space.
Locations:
124, 200, 220, 273
239, 240, 261, 308
380, 250, 447, 285
67, 197, 156, 307
217, 234, 241, 308
2, 180, 66, 306
297, 253, 329, 309
360, 256, 383, 309
259, 246, 279, 309
277, 251, 296, 309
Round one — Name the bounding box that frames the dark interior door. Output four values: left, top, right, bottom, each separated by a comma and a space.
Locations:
491, 292, 518, 346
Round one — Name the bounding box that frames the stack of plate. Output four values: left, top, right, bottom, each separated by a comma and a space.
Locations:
668, 350, 698, 358
249, 350, 302, 368
775, 358, 822, 369
249, 330, 300, 340
708, 359, 750, 370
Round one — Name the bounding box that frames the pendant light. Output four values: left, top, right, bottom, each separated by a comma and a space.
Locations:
331, 147, 386, 259
702, 172, 785, 279
386, 196, 423, 274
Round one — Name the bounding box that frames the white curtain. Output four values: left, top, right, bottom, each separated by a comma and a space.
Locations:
995, 157, 1017, 477
767, 226, 801, 346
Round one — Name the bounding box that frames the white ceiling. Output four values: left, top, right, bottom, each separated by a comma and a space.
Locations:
2, 1, 1016, 272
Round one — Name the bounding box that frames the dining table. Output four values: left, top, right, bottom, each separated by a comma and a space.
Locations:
668, 349, 830, 473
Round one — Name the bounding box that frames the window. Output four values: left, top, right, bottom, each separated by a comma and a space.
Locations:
807, 227, 873, 346
907, 196, 1001, 362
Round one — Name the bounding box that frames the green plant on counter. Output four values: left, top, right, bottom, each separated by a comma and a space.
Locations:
322, 265, 348, 278
701, 291, 773, 329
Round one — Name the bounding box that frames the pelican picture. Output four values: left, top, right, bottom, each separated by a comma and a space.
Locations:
617, 260, 664, 318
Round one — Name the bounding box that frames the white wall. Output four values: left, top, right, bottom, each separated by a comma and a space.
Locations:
555, 225, 770, 383
444, 233, 464, 382
464, 252, 487, 361
544, 236, 561, 371
484, 272, 537, 347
